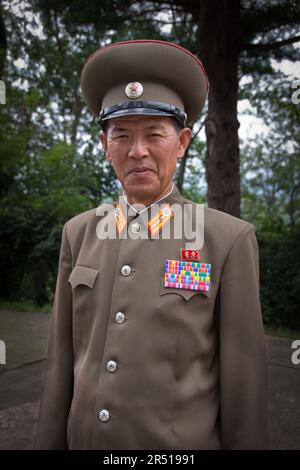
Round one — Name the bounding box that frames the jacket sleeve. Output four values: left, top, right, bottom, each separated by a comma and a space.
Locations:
34, 222, 74, 449
219, 224, 268, 449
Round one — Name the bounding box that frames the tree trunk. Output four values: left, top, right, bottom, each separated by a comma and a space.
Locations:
176, 151, 188, 192
196, 0, 241, 217
0, 0, 7, 79
71, 90, 83, 148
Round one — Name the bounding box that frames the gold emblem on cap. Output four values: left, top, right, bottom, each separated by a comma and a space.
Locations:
125, 82, 143, 99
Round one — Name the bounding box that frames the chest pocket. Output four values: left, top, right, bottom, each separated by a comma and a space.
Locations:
159, 277, 211, 301
68, 265, 100, 347
68, 265, 99, 289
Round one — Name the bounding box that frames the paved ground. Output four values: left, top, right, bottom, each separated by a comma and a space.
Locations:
0, 309, 299, 450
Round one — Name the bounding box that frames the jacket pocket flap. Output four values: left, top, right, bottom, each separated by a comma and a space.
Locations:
160, 279, 211, 301
68, 265, 99, 289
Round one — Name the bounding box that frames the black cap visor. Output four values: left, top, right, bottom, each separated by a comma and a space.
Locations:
98, 101, 187, 128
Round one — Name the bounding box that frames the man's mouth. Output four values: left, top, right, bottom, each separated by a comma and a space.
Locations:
126, 167, 155, 177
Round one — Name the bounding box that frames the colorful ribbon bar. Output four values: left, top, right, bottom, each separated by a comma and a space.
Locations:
163, 259, 211, 292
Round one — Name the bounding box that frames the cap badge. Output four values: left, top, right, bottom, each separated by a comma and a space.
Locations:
125, 82, 143, 99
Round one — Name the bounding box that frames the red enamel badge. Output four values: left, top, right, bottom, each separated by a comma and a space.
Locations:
181, 249, 200, 261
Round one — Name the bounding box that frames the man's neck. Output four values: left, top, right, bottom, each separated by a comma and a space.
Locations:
124, 183, 174, 210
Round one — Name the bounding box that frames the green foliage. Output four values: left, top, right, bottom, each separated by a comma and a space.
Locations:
0, 1, 121, 305
239, 61, 300, 330
258, 226, 300, 330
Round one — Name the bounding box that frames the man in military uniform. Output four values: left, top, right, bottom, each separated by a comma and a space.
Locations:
35, 40, 268, 450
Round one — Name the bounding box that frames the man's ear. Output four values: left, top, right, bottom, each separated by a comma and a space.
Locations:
177, 127, 192, 159
99, 132, 110, 160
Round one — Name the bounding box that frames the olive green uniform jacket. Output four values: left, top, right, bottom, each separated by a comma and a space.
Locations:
35, 185, 268, 450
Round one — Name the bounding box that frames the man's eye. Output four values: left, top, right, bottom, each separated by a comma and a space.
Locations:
115, 134, 128, 139
148, 133, 162, 138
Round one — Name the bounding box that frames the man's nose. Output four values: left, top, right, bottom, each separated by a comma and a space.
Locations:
128, 137, 149, 159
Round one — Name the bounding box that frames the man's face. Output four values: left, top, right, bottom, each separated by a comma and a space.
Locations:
100, 115, 192, 204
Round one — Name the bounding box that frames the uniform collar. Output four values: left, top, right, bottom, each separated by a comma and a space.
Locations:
114, 183, 185, 238
122, 182, 175, 215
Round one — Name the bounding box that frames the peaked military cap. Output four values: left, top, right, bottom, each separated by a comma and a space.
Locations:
80, 39, 208, 128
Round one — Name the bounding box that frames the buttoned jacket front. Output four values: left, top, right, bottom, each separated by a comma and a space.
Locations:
35, 186, 268, 450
